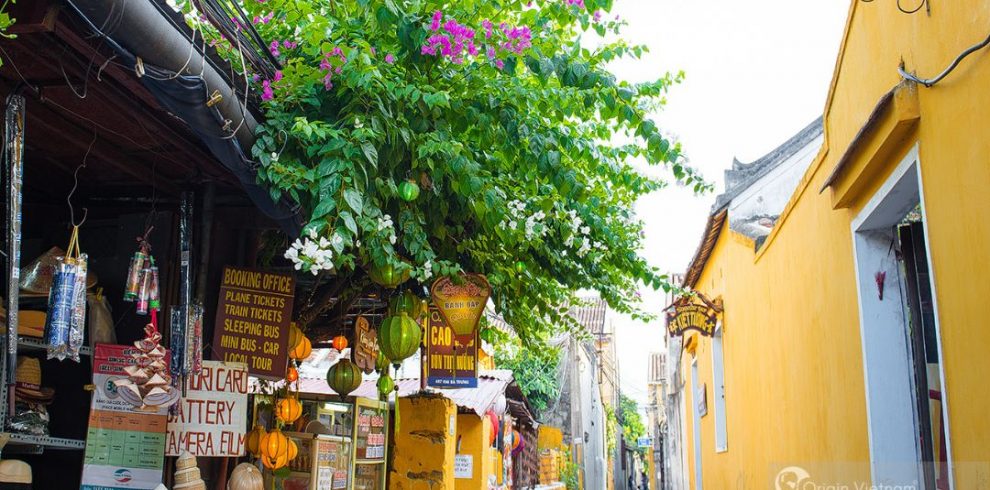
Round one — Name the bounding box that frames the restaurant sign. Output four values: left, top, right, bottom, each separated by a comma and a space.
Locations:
353, 316, 379, 374
425, 307, 478, 388
430, 273, 490, 344
666, 296, 721, 337
213, 266, 295, 378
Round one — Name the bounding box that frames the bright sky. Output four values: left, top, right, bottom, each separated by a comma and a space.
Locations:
606, 1, 849, 407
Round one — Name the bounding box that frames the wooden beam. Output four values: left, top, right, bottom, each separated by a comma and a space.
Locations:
6, 1, 58, 34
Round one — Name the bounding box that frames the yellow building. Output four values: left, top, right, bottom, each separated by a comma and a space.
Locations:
672, 2, 990, 489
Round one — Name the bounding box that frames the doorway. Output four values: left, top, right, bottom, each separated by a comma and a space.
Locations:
691, 357, 703, 490
851, 146, 951, 489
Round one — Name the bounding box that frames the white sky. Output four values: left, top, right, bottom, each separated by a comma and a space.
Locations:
605, 1, 849, 407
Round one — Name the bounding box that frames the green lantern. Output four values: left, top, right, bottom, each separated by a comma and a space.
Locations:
375, 350, 391, 373
398, 179, 420, 202
376, 373, 395, 401
378, 313, 422, 366
326, 358, 363, 397
514, 261, 526, 274
389, 290, 428, 319
369, 261, 411, 289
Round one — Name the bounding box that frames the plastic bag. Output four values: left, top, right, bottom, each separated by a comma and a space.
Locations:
44, 227, 86, 362
9, 401, 49, 435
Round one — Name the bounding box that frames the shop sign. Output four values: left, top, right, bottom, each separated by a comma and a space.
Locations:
666, 296, 721, 337
81, 344, 170, 490
454, 455, 474, 479
213, 266, 295, 378
637, 437, 653, 448
354, 400, 388, 461
425, 307, 478, 388
165, 361, 249, 457
353, 316, 379, 374
430, 273, 490, 343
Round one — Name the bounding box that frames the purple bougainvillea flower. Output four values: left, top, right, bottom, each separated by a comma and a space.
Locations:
593, 10, 602, 23
269, 40, 280, 57
486, 46, 496, 60
431, 10, 443, 31
482, 19, 493, 39
385, 53, 395, 64
495, 59, 505, 70
273, 70, 283, 82
323, 73, 333, 90
252, 74, 261, 82
282, 40, 297, 49
261, 80, 274, 101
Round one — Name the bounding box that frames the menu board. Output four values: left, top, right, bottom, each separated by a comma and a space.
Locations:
316, 438, 352, 490
354, 400, 387, 461
81, 344, 170, 490
212, 266, 295, 378
353, 463, 384, 490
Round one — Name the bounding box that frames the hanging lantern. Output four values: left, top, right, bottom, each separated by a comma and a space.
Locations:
398, 179, 420, 202
511, 430, 522, 451
431, 273, 491, 344
245, 425, 267, 457
326, 358, 362, 397
487, 411, 499, 446
388, 290, 428, 319
276, 396, 303, 423
332, 335, 348, 352
286, 365, 299, 383
288, 323, 303, 353
368, 260, 411, 289
375, 350, 390, 373
259, 429, 291, 469
289, 336, 312, 361
514, 261, 526, 274
376, 373, 395, 400
378, 313, 422, 365
287, 439, 299, 461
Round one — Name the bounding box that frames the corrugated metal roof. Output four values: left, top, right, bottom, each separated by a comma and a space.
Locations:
268, 369, 516, 418
570, 297, 607, 335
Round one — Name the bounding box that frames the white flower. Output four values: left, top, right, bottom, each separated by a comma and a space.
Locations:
580, 226, 590, 235
508, 220, 517, 229
356, 240, 362, 247
389, 234, 397, 245
292, 238, 303, 249
561, 250, 568, 257
294, 262, 303, 270
284, 248, 299, 261
319, 237, 331, 248
271, 152, 279, 161
308, 228, 318, 240
311, 268, 319, 276
302, 240, 319, 258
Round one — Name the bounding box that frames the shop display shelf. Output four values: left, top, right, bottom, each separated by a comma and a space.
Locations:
2, 432, 86, 451
17, 337, 93, 356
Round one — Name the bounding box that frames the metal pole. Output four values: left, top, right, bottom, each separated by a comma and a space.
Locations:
3, 93, 25, 422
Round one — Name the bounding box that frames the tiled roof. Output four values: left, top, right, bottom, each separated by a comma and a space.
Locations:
569, 297, 607, 335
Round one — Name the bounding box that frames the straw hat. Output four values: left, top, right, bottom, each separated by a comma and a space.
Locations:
18, 247, 97, 297
0, 460, 31, 484
14, 357, 54, 403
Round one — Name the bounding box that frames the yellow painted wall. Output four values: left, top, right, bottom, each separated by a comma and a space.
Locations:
455, 414, 496, 490
680, 2, 990, 488
389, 395, 457, 489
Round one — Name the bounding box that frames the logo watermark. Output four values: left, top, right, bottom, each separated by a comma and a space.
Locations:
773, 465, 918, 490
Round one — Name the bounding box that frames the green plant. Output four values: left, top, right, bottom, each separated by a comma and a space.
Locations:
562, 447, 581, 489
174, 0, 707, 339
494, 341, 562, 417
619, 394, 646, 452
605, 403, 618, 455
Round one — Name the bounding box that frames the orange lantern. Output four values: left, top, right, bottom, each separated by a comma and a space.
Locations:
287, 439, 299, 461
289, 336, 312, 361
288, 323, 303, 352
245, 424, 267, 457
260, 428, 291, 469
286, 365, 299, 383
332, 335, 348, 351
276, 396, 303, 423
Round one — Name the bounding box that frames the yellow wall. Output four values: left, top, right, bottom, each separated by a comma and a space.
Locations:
389, 395, 457, 489
680, 2, 990, 488
454, 414, 497, 490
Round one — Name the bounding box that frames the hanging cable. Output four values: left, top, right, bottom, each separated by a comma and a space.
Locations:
899, 30, 990, 87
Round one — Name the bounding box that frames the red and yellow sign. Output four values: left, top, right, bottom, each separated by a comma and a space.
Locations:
425, 307, 478, 388
430, 273, 490, 343
666, 296, 721, 337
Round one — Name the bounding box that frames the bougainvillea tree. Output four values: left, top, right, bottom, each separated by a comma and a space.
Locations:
179, 0, 706, 342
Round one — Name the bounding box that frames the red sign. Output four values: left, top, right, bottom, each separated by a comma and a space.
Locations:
425, 307, 478, 388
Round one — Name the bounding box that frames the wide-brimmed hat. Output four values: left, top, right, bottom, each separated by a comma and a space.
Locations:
14, 357, 54, 403
18, 247, 97, 297
0, 459, 31, 484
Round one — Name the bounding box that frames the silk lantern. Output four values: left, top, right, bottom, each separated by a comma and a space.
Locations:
289, 336, 312, 361
368, 261, 410, 289
327, 358, 362, 397
276, 396, 302, 423
332, 335, 348, 352
260, 429, 290, 469
378, 313, 421, 366
245, 425, 267, 457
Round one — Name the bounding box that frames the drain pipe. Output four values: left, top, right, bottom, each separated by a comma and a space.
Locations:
64, 0, 257, 150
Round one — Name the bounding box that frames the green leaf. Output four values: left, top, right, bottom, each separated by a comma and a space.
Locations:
340, 211, 358, 234
361, 141, 379, 167
343, 188, 363, 214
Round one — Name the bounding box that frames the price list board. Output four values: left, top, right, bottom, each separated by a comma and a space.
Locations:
352, 398, 388, 490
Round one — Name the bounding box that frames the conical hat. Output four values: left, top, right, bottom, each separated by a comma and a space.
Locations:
18, 247, 97, 296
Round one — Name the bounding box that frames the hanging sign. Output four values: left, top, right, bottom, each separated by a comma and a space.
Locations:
213, 266, 295, 378
425, 307, 478, 388
81, 344, 170, 490
665, 296, 721, 337
165, 361, 249, 457
430, 273, 490, 343
353, 316, 379, 374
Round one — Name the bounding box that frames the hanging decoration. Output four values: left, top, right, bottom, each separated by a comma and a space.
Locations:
4, 93, 26, 397
376, 372, 395, 401
114, 323, 180, 409
378, 312, 422, 367
388, 289, 428, 320
398, 179, 420, 202
259, 428, 292, 470
276, 396, 303, 424
332, 335, 348, 352
326, 358, 362, 397
375, 350, 390, 374
430, 273, 491, 343
286, 364, 299, 383
44, 225, 87, 362
245, 424, 267, 457
353, 316, 380, 374
368, 260, 411, 289
289, 335, 312, 361
288, 323, 303, 352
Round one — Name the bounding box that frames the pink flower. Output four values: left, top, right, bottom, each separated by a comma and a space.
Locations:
486, 46, 496, 59
323, 73, 333, 90
565, 0, 585, 8
593, 10, 602, 23
261, 80, 274, 101
273, 70, 283, 82
252, 74, 261, 82
385, 53, 395, 64
495, 59, 505, 70
269, 40, 280, 57
282, 40, 297, 49
253, 12, 273, 24
430, 10, 443, 31
482, 19, 493, 39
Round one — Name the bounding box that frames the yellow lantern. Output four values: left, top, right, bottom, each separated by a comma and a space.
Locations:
245, 425, 267, 457
288, 323, 303, 352
276, 396, 303, 423
287, 439, 299, 461
260, 428, 290, 469
289, 336, 312, 361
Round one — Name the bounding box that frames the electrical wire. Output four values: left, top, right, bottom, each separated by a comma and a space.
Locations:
859, 0, 929, 15
899, 30, 990, 87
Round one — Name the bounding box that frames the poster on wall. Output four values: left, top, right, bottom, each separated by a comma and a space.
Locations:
165, 361, 249, 456
425, 307, 478, 388
354, 399, 387, 461
212, 266, 295, 378
454, 455, 473, 479
81, 344, 170, 490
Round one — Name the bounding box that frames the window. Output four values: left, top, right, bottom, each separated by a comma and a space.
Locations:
711, 322, 727, 452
